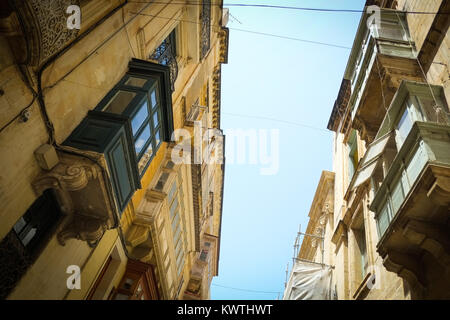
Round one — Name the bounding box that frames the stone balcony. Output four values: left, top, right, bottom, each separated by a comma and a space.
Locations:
184, 234, 217, 300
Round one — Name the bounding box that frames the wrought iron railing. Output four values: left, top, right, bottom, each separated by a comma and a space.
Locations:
150, 30, 178, 91
200, 0, 211, 59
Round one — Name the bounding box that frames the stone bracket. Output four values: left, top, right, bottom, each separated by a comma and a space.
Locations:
383, 250, 426, 295
426, 173, 450, 207
57, 214, 109, 248
403, 219, 450, 269
32, 152, 117, 247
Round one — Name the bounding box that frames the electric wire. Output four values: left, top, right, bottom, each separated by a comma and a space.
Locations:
228, 12, 242, 24
222, 112, 330, 133
129, 11, 352, 49
0, 94, 37, 134
127, 1, 450, 15
122, 6, 138, 57
212, 283, 281, 294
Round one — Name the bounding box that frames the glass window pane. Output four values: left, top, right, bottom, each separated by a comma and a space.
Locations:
177, 246, 185, 264
131, 101, 149, 135
170, 198, 179, 219
135, 125, 151, 155
177, 258, 184, 276
391, 179, 405, 213
13, 217, 27, 234
114, 293, 129, 300
102, 90, 136, 114
168, 182, 177, 203
377, 201, 391, 237
137, 141, 154, 175
123, 278, 134, 290
174, 227, 182, 246
172, 214, 180, 231
21, 227, 37, 247
150, 90, 158, 109
406, 143, 428, 184
396, 108, 413, 148
378, 21, 405, 41
199, 250, 208, 261
125, 77, 148, 87
408, 96, 424, 122
155, 130, 161, 146
175, 236, 183, 255
177, 256, 184, 274
153, 110, 160, 128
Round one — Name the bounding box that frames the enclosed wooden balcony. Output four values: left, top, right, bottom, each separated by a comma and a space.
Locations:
344, 9, 424, 143
355, 81, 450, 298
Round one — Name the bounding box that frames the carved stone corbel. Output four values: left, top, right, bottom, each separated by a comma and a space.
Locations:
58, 214, 108, 248
32, 153, 117, 247
32, 162, 99, 218
402, 219, 450, 269
382, 250, 426, 297
33, 163, 99, 193
426, 174, 450, 207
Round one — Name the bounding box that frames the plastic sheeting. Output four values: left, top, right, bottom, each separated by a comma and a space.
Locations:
283, 260, 333, 300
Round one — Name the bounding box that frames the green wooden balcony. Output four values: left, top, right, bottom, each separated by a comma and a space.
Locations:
352, 80, 450, 298
343, 9, 423, 143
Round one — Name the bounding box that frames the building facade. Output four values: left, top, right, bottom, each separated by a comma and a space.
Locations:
0, 0, 228, 300
297, 0, 450, 299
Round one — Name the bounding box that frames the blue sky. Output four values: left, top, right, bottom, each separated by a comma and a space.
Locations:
211, 0, 365, 300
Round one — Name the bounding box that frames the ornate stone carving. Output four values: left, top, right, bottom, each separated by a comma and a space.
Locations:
402, 219, 450, 269
33, 163, 99, 193
218, 27, 229, 64
426, 174, 450, 207
383, 250, 426, 297
211, 65, 221, 129
8, 0, 80, 66
32, 152, 118, 247
58, 214, 108, 248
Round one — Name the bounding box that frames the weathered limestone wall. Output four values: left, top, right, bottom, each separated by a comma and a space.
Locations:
396, 0, 449, 105
397, 0, 442, 52
1, 0, 226, 300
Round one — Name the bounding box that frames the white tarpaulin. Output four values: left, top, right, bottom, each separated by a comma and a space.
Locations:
282, 260, 333, 300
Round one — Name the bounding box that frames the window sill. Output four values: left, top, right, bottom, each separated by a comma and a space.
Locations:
352, 272, 372, 300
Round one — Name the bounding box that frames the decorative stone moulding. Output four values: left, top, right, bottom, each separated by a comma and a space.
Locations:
32, 151, 118, 247
1, 0, 80, 66
218, 27, 229, 64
